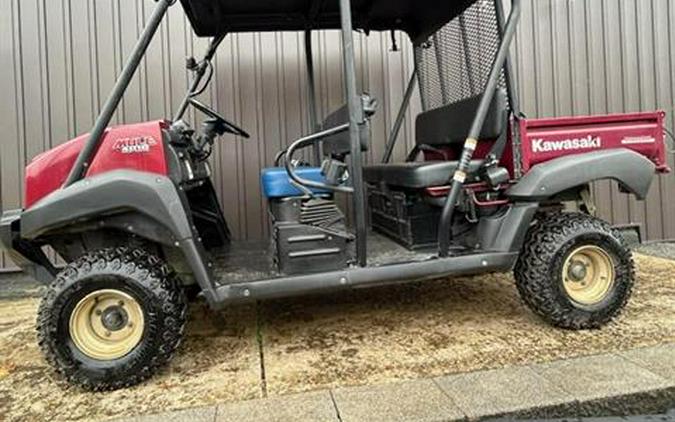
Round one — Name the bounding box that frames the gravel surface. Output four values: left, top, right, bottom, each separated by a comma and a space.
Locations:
634, 241, 675, 261
0, 272, 42, 300
0, 253, 673, 421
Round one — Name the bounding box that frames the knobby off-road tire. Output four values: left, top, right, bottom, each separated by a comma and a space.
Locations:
514, 212, 634, 330
36, 247, 187, 391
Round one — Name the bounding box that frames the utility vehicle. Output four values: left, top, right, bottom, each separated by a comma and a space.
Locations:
0, 0, 669, 390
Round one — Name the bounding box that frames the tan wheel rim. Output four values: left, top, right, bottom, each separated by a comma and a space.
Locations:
69, 289, 144, 360
562, 245, 615, 306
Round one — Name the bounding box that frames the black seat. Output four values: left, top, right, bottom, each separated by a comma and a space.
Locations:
363, 89, 507, 189
363, 160, 484, 189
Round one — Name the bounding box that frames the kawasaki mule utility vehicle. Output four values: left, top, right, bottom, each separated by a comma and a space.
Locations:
0, 0, 669, 390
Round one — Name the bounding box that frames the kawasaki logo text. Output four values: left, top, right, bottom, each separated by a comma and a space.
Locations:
531, 135, 601, 153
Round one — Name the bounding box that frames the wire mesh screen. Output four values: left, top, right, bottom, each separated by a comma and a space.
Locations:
415, 0, 505, 111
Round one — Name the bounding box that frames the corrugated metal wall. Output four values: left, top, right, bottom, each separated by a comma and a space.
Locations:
512, 0, 675, 242
0, 0, 674, 269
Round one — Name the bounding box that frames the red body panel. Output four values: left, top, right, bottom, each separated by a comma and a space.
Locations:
24, 120, 169, 208
421, 111, 668, 198
519, 111, 669, 174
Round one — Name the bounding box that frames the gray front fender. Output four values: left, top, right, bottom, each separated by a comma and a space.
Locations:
21, 170, 218, 304
507, 149, 656, 201
22, 170, 192, 240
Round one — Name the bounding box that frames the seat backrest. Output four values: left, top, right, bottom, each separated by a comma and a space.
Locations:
415, 88, 507, 146
321, 94, 375, 156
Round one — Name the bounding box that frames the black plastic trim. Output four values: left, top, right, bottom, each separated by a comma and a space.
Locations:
507, 149, 656, 201
21, 170, 218, 302
0, 209, 57, 284
213, 251, 517, 306
22, 171, 192, 240
477, 203, 539, 252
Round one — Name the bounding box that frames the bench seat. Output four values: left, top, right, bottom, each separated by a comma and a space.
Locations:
363, 160, 483, 188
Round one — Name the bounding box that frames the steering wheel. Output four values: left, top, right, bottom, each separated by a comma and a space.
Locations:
189, 98, 250, 138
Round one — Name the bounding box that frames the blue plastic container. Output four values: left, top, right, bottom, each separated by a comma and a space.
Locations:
260, 167, 330, 198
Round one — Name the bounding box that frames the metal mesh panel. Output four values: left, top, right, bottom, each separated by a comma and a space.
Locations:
415, 0, 505, 111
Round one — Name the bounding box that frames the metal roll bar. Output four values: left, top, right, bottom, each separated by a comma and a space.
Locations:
381, 68, 417, 164
64, 0, 177, 187
494, 0, 521, 117
339, 0, 368, 267
305, 30, 322, 165
174, 33, 227, 122
437, 0, 522, 257
283, 123, 354, 195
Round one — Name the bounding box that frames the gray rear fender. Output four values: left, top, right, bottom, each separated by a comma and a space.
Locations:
507, 148, 656, 201
21, 170, 218, 303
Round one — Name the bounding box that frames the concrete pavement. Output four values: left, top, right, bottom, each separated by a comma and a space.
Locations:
118, 343, 675, 422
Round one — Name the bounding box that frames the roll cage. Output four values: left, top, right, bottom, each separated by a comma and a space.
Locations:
63, 0, 523, 266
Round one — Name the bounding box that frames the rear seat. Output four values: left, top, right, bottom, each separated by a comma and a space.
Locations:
363, 89, 507, 189
363, 160, 484, 189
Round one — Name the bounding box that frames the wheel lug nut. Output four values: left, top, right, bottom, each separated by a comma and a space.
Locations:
128, 322, 134, 328
95, 309, 102, 316
105, 331, 111, 337
118, 301, 124, 307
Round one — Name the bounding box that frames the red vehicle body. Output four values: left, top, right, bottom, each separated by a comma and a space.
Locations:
519, 111, 670, 174
24, 112, 669, 210
24, 120, 169, 208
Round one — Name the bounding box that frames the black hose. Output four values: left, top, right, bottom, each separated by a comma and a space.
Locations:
191, 61, 214, 98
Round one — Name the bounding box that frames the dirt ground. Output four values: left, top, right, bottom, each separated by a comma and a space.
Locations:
1, 253, 674, 421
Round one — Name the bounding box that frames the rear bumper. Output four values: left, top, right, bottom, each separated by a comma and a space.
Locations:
0, 209, 57, 284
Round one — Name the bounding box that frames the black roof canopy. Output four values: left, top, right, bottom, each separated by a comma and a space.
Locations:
180, 0, 479, 44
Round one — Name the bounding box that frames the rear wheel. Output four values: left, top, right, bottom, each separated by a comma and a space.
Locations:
37, 247, 187, 390
514, 212, 634, 329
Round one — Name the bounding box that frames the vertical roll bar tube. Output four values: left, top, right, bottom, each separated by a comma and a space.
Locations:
305, 30, 322, 164
494, 0, 521, 116
64, 0, 175, 187
381, 68, 417, 164
338, 0, 368, 266
437, 0, 522, 257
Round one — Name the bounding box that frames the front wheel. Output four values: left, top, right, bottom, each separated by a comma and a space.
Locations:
514, 212, 635, 330
36, 247, 187, 391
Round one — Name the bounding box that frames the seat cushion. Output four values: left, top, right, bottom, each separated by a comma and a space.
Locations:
261, 167, 330, 198
416, 88, 507, 147
363, 160, 483, 188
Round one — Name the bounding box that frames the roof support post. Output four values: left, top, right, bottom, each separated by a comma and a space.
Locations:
494, 0, 521, 116
437, 0, 522, 257
304, 30, 322, 164
64, 0, 175, 187
381, 68, 417, 163
338, 0, 368, 266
